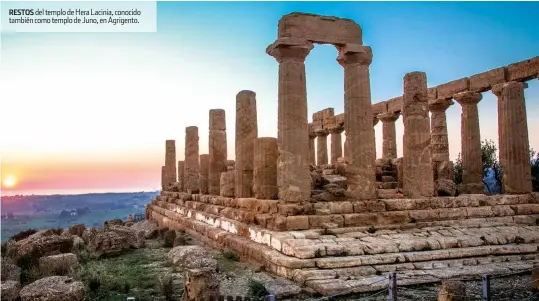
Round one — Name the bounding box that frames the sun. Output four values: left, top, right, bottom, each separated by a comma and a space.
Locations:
2, 175, 17, 188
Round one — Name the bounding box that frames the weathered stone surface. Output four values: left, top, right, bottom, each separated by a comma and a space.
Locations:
377, 111, 400, 159
438, 280, 466, 301
235, 90, 258, 198
168, 246, 217, 270
130, 219, 160, 239
1, 260, 20, 282
209, 109, 228, 196
253, 137, 279, 199
386, 96, 403, 113
161, 165, 166, 190
402, 72, 434, 197
308, 123, 316, 165
220, 170, 235, 197
199, 154, 210, 194
337, 44, 376, 200
454, 91, 483, 194
108, 225, 145, 248
436, 77, 470, 100
267, 37, 313, 203
19, 276, 85, 301
316, 128, 329, 165
507, 56, 539, 82
182, 268, 220, 301
469, 67, 507, 93
87, 231, 129, 258
185, 126, 200, 194
329, 126, 344, 163
278, 13, 362, 45
1, 280, 20, 301
178, 160, 185, 192
493, 81, 532, 193
7, 232, 74, 264
38, 253, 79, 276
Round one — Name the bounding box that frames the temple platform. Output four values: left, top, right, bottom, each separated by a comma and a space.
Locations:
148, 191, 539, 295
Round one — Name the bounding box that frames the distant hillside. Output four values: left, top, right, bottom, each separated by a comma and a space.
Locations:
1, 191, 159, 242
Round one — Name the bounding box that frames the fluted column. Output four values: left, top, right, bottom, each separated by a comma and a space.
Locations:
377, 112, 400, 159
344, 133, 349, 159
315, 129, 329, 165
337, 44, 376, 199
493, 81, 532, 194
235, 90, 258, 197
161, 166, 166, 191
199, 154, 210, 194
164, 140, 176, 189
308, 124, 316, 165
209, 109, 227, 195
253, 137, 279, 199
454, 91, 483, 194
178, 161, 185, 192
267, 37, 313, 202
429, 98, 455, 195
402, 72, 435, 197
185, 126, 200, 194
329, 126, 344, 163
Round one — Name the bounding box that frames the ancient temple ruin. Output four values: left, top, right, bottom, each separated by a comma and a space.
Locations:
147, 13, 539, 296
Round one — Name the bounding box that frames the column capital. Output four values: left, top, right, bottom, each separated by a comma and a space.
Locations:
372, 116, 380, 127
492, 81, 528, 96
315, 128, 330, 137
454, 91, 482, 106
329, 126, 344, 134
266, 37, 313, 63
428, 98, 454, 112
308, 123, 317, 138
377, 111, 401, 123
336, 44, 372, 67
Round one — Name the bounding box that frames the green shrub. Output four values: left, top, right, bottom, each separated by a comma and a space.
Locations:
247, 279, 269, 300
222, 251, 239, 261
11, 229, 37, 241
159, 272, 174, 301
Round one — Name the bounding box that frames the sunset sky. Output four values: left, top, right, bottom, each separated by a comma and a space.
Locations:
1, 1, 538, 196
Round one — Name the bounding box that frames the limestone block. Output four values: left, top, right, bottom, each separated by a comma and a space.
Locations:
253, 137, 279, 200
507, 56, 539, 82
335, 113, 345, 126
371, 102, 386, 115
199, 154, 210, 194
219, 171, 235, 197
469, 67, 507, 92
286, 216, 310, 230
278, 13, 363, 45
427, 87, 438, 101
436, 77, 470, 100
386, 96, 403, 113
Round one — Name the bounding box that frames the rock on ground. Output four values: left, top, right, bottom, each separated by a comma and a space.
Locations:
39, 253, 79, 276
1, 259, 21, 282
130, 220, 160, 239
87, 231, 130, 258
1, 280, 21, 301
19, 276, 84, 301
168, 246, 217, 270
107, 225, 145, 248
7, 232, 74, 264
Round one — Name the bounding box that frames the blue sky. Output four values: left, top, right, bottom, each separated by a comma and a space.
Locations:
1, 1, 538, 193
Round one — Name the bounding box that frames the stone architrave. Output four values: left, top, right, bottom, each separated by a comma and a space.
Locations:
377, 111, 400, 159
308, 123, 316, 165
209, 109, 228, 195
267, 37, 313, 202
315, 129, 329, 165
454, 91, 484, 194
199, 154, 210, 194
235, 90, 258, 198
178, 161, 185, 192
329, 126, 344, 163
185, 126, 200, 194
253, 137, 279, 199
164, 140, 177, 189
402, 72, 435, 198
337, 44, 376, 200
429, 98, 456, 196
493, 81, 532, 194
161, 166, 166, 191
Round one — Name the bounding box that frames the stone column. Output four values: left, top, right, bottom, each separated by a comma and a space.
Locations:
429, 98, 456, 195
164, 140, 176, 189
377, 112, 400, 159
235, 90, 258, 198
329, 127, 344, 163
315, 129, 329, 165
344, 134, 349, 159
402, 72, 435, 197
267, 37, 313, 202
178, 161, 185, 192
199, 154, 210, 194
161, 166, 166, 191
493, 81, 532, 194
253, 137, 278, 199
454, 91, 483, 194
308, 124, 316, 165
209, 109, 227, 195
185, 126, 200, 194
337, 44, 376, 199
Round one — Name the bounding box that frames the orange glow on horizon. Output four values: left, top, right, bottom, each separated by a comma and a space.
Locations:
2, 175, 18, 188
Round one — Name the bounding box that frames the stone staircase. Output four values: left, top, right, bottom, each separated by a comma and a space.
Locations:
147, 192, 539, 296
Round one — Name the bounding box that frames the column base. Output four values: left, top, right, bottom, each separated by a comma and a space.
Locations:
458, 183, 484, 195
